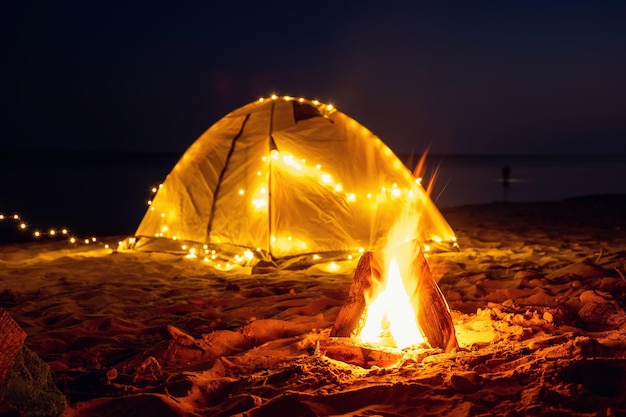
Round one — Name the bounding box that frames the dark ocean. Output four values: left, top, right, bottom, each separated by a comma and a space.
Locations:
1, 151, 625, 242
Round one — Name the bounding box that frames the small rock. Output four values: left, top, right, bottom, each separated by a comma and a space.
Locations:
105, 368, 118, 381
578, 301, 626, 329
580, 290, 610, 303
543, 311, 554, 323
514, 270, 542, 281
450, 371, 481, 393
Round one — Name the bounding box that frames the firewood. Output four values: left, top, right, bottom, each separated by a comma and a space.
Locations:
329, 252, 370, 337
329, 244, 458, 353
410, 247, 458, 353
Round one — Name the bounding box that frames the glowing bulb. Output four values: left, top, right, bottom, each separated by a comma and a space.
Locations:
312, 254, 321, 260
152, 187, 157, 193
391, 188, 402, 197
284, 95, 292, 101
334, 184, 343, 192
298, 98, 304, 102
20, 223, 26, 229
367, 193, 372, 199
358, 247, 365, 253
262, 156, 267, 162
252, 198, 267, 209
327, 262, 339, 272
147, 200, 152, 205
316, 164, 321, 170
346, 193, 356, 202
321, 174, 332, 184
326, 104, 333, 111
238, 189, 245, 195
70, 237, 76, 243
271, 94, 278, 100
34, 231, 41, 237
84, 239, 90, 244
312, 100, 319, 105
62, 229, 68, 234
0, 215, 4, 220
259, 97, 264, 102
161, 213, 165, 217
257, 171, 262, 176
49, 229, 56, 236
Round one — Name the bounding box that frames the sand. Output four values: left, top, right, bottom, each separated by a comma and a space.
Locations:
1, 195, 625, 417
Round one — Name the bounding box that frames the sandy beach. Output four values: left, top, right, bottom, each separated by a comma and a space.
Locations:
1, 195, 625, 417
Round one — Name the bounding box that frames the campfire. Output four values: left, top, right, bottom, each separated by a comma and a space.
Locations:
324, 205, 458, 368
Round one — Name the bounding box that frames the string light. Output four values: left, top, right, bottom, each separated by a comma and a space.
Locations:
0, 211, 112, 248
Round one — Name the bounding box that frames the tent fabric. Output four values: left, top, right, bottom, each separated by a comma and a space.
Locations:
127, 96, 455, 265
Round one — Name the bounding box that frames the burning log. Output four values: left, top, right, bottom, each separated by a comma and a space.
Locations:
330, 243, 458, 353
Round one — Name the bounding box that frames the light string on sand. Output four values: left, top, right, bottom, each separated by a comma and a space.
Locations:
0, 212, 113, 249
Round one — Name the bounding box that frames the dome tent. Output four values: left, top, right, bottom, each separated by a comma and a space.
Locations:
125, 96, 456, 268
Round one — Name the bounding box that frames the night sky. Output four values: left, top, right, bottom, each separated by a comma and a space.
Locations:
2, 1, 625, 155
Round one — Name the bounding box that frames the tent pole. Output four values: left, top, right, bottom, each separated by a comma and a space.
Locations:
206, 113, 251, 245
267, 100, 276, 261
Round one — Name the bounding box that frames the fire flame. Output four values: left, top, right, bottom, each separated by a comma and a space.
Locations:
357, 257, 425, 349
353, 193, 430, 350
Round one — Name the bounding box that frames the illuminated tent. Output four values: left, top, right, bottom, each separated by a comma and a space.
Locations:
125, 96, 456, 267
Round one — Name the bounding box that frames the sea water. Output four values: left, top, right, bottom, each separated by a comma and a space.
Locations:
423, 154, 626, 209
1, 152, 625, 241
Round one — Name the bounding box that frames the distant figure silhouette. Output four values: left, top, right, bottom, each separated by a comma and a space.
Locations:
502, 165, 511, 187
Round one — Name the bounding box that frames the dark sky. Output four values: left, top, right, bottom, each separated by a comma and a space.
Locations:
1, 1, 625, 155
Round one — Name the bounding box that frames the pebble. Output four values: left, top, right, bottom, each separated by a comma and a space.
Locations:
579, 290, 610, 303
450, 371, 482, 393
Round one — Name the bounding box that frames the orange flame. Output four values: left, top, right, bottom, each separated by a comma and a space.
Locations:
357, 257, 425, 349
354, 197, 428, 350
